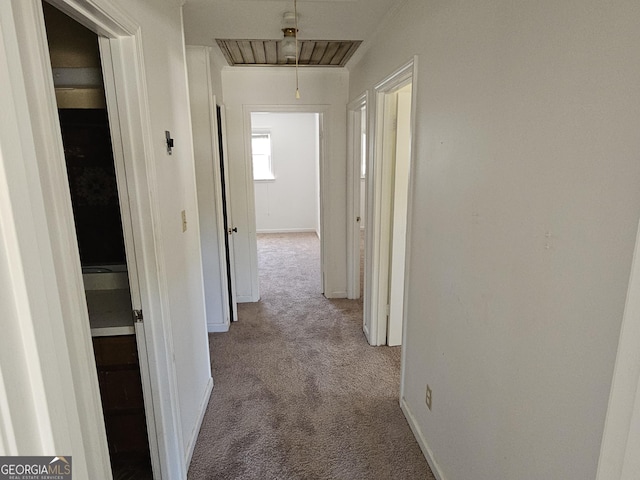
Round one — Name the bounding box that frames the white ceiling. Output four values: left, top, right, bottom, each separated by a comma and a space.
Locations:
182, 0, 407, 67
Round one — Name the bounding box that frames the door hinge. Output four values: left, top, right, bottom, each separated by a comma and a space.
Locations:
133, 309, 144, 323
386, 304, 390, 316
356, 216, 361, 222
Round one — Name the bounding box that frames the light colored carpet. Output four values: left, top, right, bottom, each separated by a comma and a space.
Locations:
188, 232, 434, 480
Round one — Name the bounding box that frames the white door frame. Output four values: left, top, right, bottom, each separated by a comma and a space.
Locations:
366, 57, 418, 347
387, 85, 412, 347
597, 218, 640, 480
242, 104, 329, 299
347, 92, 368, 301
11, 1, 185, 478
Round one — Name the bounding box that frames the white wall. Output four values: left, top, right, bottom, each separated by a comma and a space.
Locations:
252, 112, 319, 233
186, 45, 229, 333
0, 0, 212, 476
222, 67, 349, 299
349, 1, 640, 479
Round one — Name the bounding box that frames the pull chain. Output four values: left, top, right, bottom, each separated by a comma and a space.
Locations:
294, 0, 300, 99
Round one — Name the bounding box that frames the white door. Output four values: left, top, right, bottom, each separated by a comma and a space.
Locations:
387, 85, 412, 346
99, 37, 162, 477
217, 105, 239, 321
368, 58, 415, 346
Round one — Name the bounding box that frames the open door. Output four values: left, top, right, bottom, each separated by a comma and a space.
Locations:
387, 84, 412, 346
217, 105, 238, 322
367, 58, 416, 347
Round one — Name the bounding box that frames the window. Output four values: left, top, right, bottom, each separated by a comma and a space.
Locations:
251, 131, 274, 180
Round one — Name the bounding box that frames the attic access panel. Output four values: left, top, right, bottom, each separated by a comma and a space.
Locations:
216, 39, 362, 67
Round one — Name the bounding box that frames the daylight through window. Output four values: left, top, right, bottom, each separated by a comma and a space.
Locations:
251, 131, 274, 180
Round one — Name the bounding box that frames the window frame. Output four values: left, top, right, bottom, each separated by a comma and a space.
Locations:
251, 129, 275, 181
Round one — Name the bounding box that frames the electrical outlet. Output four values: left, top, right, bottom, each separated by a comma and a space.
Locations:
181, 210, 187, 232
426, 384, 432, 411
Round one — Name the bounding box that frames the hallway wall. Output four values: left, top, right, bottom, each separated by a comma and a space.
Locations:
349, 1, 640, 479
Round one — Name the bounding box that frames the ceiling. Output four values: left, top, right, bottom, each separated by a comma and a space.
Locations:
182, 0, 406, 68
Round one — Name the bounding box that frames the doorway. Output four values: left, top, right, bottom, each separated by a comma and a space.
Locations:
347, 93, 368, 303
363, 58, 417, 347
244, 107, 326, 299
42, 4, 156, 478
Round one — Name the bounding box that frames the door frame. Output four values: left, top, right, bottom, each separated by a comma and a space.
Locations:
386, 84, 413, 347
99, 37, 161, 476
242, 104, 329, 299
597, 218, 640, 479
11, 1, 185, 478
366, 57, 418, 347
346, 92, 368, 301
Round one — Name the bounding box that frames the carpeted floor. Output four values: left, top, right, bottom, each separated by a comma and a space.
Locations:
187, 232, 434, 480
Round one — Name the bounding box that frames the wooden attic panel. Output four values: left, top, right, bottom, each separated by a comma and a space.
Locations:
319, 41, 341, 65
332, 41, 361, 66
251, 41, 266, 64
264, 41, 278, 64
238, 40, 255, 63
217, 40, 240, 65
275, 41, 288, 64
215, 39, 361, 66
309, 41, 328, 65
330, 42, 352, 65
229, 41, 244, 65
299, 41, 315, 64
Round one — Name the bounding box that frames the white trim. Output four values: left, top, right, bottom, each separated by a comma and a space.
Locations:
208, 323, 230, 333
236, 294, 257, 303
242, 105, 330, 298
400, 397, 446, 480
47, 0, 137, 37
597, 218, 640, 480
346, 92, 368, 301
325, 290, 348, 299
399, 56, 419, 400
184, 377, 213, 468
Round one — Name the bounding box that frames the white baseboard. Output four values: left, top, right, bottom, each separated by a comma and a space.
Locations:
207, 322, 229, 333
324, 290, 347, 299
256, 228, 317, 234
400, 396, 446, 480
236, 294, 259, 303
184, 377, 213, 467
